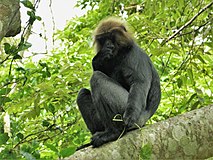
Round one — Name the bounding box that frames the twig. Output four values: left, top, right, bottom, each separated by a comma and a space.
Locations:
49, 0, 56, 46
13, 124, 55, 149
0, 55, 11, 65
162, 1, 213, 46
176, 20, 210, 37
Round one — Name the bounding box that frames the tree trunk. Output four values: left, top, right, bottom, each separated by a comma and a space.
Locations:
0, 0, 21, 41
66, 105, 213, 160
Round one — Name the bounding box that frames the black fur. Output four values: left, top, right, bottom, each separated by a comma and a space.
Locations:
77, 37, 161, 148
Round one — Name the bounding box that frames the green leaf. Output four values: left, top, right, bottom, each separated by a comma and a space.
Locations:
10, 45, 18, 55
177, 78, 183, 88
0, 88, 11, 96
13, 54, 22, 60
4, 43, 11, 54
191, 101, 200, 110
21, 144, 32, 152
48, 104, 55, 114
60, 146, 76, 158
195, 88, 203, 95
18, 42, 32, 51
27, 11, 36, 24
27, 10, 34, 17
31, 140, 39, 149
167, 0, 174, 7
42, 120, 50, 127
178, 0, 184, 8
39, 62, 48, 68
195, 55, 206, 64
46, 69, 51, 77
17, 133, 24, 140
34, 94, 40, 108
186, 93, 197, 104
0, 133, 9, 145
16, 67, 26, 72
187, 69, 194, 85
36, 16, 42, 21
34, 105, 40, 117
21, 0, 34, 10
0, 96, 12, 106
45, 143, 58, 153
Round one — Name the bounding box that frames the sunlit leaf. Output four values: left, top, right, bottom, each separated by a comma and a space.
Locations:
0, 0, 212, 159
187, 69, 194, 85
195, 55, 206, 64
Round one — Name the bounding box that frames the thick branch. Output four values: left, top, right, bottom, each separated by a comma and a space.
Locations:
162, 1, 213, 46
66, 105, 213, 160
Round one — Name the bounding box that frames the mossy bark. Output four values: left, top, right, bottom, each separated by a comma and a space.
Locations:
0, 0, 21, 41
66, 105, 213, 160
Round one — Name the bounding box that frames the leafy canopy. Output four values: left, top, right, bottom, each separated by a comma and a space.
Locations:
0, 0, 212, 159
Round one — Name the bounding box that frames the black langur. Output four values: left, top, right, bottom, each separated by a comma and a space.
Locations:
76, 17, 161, 148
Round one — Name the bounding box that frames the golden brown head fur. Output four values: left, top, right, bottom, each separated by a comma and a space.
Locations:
93, 17, 133, 53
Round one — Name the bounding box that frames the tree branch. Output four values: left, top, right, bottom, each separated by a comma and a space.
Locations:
66, 105, 213, 160
162, 1, 213, 46
176, 20, 211, 37
13, 124, 55, 149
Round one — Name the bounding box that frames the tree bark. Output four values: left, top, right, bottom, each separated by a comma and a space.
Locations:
0, 0, 21, 41
66, 105, 213, 160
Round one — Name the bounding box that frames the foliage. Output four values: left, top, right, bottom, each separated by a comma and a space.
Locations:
0, 0, 212, 159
